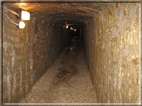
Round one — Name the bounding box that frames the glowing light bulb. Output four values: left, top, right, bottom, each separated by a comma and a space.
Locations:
20, 3, 25, 7
19, 21, 25, 29
66, 25, 68, 28
70, 27, 73, 30
21, 11, 30, 20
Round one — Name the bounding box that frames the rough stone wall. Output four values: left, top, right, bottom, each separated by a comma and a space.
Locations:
2, 7, 68, 102
84, 3, 140, 103
0, 2, 2, 105
83, 17, 96, 74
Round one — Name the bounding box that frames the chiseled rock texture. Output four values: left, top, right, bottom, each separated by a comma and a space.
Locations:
83, 3, 141, 103
2, 1, 141, 103
3, 5, 69, 102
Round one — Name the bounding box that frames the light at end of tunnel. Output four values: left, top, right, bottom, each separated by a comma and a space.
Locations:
70, 27, 73, 30
21, 11, 30, 20
19, 21, 25, 29
66, 25, 68, 29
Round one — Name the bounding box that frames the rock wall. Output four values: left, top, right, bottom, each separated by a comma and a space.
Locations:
2, 2, 141, 104
83, 3, 141, 103
2, 7, 68, 102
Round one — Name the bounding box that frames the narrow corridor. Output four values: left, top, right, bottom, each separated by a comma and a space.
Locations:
21, 42, 97, 103
2, 1, 141, 105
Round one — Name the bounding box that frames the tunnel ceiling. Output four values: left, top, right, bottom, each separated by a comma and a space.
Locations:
4, 2, 106, 25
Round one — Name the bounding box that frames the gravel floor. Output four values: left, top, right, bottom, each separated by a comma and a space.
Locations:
21, 43, 97, 103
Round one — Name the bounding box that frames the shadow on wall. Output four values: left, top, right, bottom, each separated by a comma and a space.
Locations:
83, 3, 141, 103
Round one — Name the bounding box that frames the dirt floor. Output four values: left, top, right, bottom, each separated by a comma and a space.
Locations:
20, 42, 97, 103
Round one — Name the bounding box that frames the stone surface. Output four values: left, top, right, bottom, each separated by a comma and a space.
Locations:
2, 4, 70, 102
2, 1, 141, 104
20, 42, 97, 103
83, 3, 141, 103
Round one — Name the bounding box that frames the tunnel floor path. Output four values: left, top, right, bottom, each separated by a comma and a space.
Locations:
21, 42, 97, 103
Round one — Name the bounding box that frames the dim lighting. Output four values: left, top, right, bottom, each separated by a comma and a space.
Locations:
19, 21, 25, 29
70, 27, 73, 30
66, 25, 68, 29
21, 11, 30, 20
19, 2, 25, 7
65, 22, 69, 29
74, 29, 76, 31
3, 7, 30, 29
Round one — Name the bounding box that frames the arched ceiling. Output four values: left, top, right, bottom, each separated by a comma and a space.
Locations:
3, 2, 106, 25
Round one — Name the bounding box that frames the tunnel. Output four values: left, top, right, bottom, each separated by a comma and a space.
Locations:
2, 1, 141, 105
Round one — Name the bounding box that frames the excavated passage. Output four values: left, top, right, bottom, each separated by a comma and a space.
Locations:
20, 40, 97, 103
2, 2, 141, 104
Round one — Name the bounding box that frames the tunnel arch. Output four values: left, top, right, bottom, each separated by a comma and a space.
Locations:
2, 1, 141, 104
